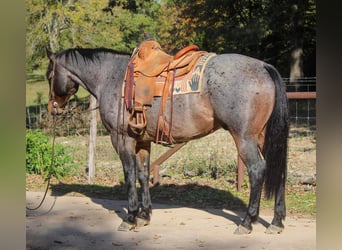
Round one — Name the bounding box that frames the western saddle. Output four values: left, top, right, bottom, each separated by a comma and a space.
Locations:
124, 39, 207, 144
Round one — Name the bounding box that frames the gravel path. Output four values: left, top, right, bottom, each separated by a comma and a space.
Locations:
26, 192, 315, 250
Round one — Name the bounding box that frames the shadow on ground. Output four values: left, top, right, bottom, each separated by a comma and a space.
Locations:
48, 181, 270, 228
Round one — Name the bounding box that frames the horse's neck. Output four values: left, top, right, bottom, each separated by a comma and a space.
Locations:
67, 52, 129, 106
75, 64, 99, 97
90, 65, 124, 106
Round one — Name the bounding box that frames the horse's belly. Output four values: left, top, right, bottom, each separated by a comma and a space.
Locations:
172, 107, 215, 140
145, 94, 215, 142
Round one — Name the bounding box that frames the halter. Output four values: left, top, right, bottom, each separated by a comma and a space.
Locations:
47, 56, 84, 114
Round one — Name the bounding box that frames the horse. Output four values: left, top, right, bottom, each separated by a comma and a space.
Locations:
45, 45, 289, 234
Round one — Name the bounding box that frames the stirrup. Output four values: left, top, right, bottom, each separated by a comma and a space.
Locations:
128, 106, 147, 134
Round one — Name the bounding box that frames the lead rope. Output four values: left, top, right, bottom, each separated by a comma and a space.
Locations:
26, 104, 58, 211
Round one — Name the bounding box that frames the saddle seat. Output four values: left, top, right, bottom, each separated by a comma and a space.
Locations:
130, 40, 206, 106
133, 41, 201, 78
124, 39, 208, 144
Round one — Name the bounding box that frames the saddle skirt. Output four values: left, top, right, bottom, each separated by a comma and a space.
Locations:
122, 39, 216, 144
153, 52, 216, 97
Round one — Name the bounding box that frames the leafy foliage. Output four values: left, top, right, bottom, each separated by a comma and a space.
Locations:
26, 0, 316, 77
26, 130, 74, 180
168, 0, 316, 76
26, 0, 161, 70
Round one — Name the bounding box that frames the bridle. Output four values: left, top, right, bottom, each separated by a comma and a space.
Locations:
26, 57, 61, 211
48, 56, 59, 112
26, 70, 58, 211
49, 59, 99, 115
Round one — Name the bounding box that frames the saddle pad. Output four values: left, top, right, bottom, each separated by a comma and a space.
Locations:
155, 53, 216, 95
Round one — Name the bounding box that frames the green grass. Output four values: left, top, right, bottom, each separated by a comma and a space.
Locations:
26, 131, 316, 216
286, 190, 316, 215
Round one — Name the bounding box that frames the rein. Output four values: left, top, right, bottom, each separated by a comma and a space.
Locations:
27, 53, 100, 211
27, 57, 59, 211
26, 106, 58, 211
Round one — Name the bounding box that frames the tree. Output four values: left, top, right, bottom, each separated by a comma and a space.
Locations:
26, 0, 112, 70
26, 0, 163, 71
26, 0, 315, 78
289, 0, 304, 84
161, 0, 316, 77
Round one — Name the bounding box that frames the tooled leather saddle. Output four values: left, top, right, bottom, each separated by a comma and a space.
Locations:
124, 39, 208, 144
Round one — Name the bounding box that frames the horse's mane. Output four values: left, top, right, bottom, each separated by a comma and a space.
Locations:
56, 47, 131, 65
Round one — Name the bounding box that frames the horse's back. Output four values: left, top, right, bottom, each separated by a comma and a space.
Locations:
203, 54, 276, 134
204, 54, 274, 88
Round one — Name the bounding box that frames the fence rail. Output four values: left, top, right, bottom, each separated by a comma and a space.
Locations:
26, 79, 316, 190
26, 80, 316, 137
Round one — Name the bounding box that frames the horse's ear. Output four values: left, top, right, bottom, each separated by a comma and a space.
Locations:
45, 46, 54, 60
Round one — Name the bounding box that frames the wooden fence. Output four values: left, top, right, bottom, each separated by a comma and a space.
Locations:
26, 80, 316, 189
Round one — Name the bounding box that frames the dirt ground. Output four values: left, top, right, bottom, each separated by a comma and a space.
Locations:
26, 191, 316, 250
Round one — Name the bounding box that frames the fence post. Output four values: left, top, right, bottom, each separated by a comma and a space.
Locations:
88, 95, 97, 184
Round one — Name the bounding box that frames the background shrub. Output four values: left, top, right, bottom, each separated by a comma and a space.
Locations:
26, 130, 74, 180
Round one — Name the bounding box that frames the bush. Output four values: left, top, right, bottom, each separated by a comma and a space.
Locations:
26, 130, 74, 180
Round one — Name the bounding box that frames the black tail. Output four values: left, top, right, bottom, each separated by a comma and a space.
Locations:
263, 64, 289, 200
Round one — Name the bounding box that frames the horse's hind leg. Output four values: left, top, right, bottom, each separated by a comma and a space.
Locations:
234, 136, 266, 234
259, 130, 286, 234
136, 141, 152, 227
265, 180, 286, 234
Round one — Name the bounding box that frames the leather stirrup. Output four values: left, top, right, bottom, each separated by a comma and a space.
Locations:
128, 106, 147, 135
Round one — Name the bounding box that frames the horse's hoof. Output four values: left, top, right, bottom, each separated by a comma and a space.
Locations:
265, 224, 283, 234
117, 221, 136, 231
234, 225, 252, 235
136, 217, 150, 228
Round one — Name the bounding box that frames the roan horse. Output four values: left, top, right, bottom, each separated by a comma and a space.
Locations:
46, 43, 289, 234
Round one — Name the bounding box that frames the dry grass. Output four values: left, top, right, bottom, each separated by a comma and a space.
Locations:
50, 128, 316, 182
26, 127, 316, 216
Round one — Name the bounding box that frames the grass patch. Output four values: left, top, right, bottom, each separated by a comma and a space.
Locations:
286, 189, 316, 215
26, 129, 316, 217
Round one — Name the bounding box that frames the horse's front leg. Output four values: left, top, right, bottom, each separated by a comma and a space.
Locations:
113, 137, 140, 231
136, 141, 152, 227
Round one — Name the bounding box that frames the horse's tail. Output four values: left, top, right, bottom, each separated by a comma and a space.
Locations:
263, 64, 289, 200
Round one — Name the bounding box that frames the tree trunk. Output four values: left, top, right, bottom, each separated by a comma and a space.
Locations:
289, 0, 304, 91
290, 47, 303, 82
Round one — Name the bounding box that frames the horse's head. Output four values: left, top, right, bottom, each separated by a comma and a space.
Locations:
46, 48, 79, 115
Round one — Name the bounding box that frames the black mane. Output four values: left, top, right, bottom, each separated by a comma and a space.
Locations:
56, 47, 131, 65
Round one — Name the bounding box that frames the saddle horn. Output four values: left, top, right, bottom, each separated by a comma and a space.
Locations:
144, 32, 152, 40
